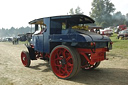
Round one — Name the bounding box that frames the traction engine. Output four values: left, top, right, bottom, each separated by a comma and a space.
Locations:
21, 15, 112, 79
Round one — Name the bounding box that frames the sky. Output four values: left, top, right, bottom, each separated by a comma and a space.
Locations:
0, 0, 128, 29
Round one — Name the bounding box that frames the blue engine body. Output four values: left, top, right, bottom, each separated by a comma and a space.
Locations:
29, 15, 111, 54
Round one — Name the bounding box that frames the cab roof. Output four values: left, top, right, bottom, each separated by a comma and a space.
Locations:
29, 15, 95, 24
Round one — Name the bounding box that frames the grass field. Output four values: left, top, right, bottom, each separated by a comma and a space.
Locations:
108, 33, 128, 58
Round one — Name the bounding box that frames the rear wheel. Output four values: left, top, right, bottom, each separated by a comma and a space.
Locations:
21, 51, 31, 67
50, 45, 81, 79
82, 62, 100, 70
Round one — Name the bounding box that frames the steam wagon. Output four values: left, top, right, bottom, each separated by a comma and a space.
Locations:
21, 15, 112, 79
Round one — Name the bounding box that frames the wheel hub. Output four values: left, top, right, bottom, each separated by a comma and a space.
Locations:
23, 57, 26, 61
60, 58, 66, 65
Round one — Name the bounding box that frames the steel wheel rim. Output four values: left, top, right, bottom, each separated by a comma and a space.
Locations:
51, 47, 74, 78
21, 52, 28, 66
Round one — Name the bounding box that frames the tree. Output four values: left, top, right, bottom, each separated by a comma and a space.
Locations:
125, 13, 128, 26
112, 11, 126, 26
126, 13, 128, 19
69, 6, 84, 15
69, 8, 74, 15
75, 6, 84, 14
90, 0, 115, 28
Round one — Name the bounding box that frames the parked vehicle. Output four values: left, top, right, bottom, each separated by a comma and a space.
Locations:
119, 25, 127, 31
21, 15, 112, 79
18, 34, 27, 41
117, 29, 128, 39
100, 28, 113, 37
116, 25, 127, 34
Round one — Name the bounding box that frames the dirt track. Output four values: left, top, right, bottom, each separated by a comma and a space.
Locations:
0, 42, 128, 85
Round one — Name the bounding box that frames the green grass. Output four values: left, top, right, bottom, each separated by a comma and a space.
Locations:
108, 33, 128, 58
110, 33, 128, 49
19, 40, 29, 44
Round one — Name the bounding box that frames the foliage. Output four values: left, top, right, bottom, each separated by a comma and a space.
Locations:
69, 6, 84, 15
75, 6, 84, 14
112, 11, 126, 26
125, 13, 128, 26
124, 20, 128, 27
90, 0, 115, 28
90, 0, 128, 28
69, 8, 74, 15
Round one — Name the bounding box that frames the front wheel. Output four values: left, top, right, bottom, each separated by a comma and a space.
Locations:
50, 45, 81, 79
21, 51, 31, 67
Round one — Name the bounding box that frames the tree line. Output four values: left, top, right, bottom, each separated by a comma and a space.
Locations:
0, 26, 33, 38
69, 0, 128, 28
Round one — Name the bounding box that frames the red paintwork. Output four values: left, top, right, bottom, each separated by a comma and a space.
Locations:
77, 48, 108, 65
35, 52, 50, 59
32, 46, 108, 69
50, 47, 73, 78
29, 42, 109, 73
45, 53, 50, 58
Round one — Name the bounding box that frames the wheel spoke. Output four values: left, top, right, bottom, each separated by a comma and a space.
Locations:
55, 55, 61, 61
67, 62, 73, 67
57, 65, 61, 75
56, 65, 66, 76
58, 49, 63, 55
60, 68, 66, 75
66, 56, 72, 61
54, 52, 62, 65
64, 65, 70, 75
62, 49, 67, 58
56, 65, 62, 75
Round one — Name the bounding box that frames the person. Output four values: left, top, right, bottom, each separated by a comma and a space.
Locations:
40, 25, 46, 34
34, 25, 43, 35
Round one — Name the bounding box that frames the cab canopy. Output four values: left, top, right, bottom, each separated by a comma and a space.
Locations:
29, 15, 95, 25
28, 15, 95, 34
29, 18, 44, 25
50, 15, 95, 24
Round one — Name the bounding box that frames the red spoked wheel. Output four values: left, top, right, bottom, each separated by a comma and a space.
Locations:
81, 62, 100, 70
50, 45, 81, 79
21, 51, 31, 67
